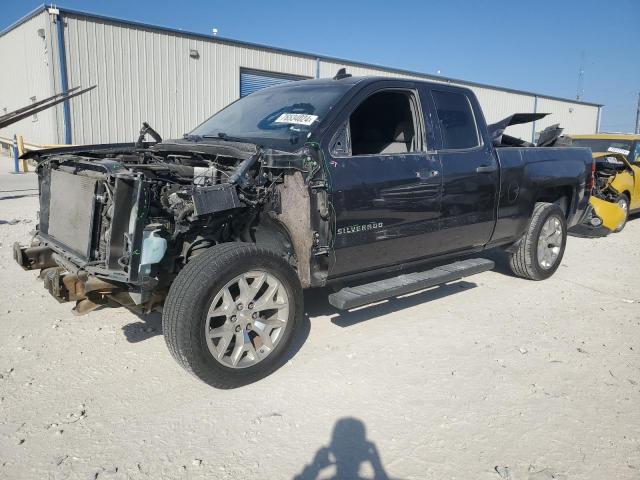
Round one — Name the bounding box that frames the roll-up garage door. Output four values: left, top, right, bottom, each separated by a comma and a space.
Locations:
240, 69, 308, 97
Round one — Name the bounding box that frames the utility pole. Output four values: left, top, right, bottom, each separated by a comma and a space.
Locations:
635, 92, 640, 134
576, 51, 585, 101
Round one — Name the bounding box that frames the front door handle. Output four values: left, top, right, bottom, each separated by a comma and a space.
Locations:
476, 164, 497, 173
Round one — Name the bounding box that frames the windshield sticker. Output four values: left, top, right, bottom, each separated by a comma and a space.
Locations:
274, 113, 318, 126
607, 147, 630, 155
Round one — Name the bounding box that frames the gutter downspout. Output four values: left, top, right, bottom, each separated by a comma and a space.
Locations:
596, 106, 602, 133
51, 8, 72, 144
315, 58, 320, 79
530, 95, 538, 144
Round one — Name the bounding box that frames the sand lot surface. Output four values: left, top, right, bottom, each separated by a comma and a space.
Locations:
0, 168, 639, 480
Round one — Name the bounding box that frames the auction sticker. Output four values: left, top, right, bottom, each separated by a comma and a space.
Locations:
274, 113, 318, 126
607, 147, 630, 155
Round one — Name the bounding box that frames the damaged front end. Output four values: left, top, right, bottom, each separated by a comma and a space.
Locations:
14, 130, 330, 314
581, 152, 629, 233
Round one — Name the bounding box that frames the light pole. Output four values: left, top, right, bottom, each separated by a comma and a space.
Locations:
635, 92, 640, 134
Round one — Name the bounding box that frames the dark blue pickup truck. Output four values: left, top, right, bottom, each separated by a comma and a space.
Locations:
15, 73, 593, 388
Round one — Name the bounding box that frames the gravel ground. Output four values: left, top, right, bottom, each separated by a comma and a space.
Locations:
0, 168, 639, 480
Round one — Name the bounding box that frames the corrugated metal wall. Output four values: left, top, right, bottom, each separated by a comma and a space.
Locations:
470, 87, 535, 140
535, 97, 599, 137
60, 13, 316, 144
1, 8, 600, 146
0, 11, 58, 145
240, 69, 308, 97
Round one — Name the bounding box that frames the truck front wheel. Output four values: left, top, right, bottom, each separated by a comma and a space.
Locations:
162, 243, 303, 388
507, 202, 567, 280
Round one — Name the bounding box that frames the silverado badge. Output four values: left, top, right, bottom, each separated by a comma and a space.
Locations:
337, 222, 384, 235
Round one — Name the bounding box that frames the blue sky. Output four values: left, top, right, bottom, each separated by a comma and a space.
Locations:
3, 0, 639, 132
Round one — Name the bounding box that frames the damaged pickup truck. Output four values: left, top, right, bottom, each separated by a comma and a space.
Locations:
14, 74, 593, 388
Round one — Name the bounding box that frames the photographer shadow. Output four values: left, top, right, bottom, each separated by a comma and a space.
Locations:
294, 417, 397, 480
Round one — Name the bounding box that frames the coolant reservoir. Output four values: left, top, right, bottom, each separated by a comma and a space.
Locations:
139, 229, 167, 274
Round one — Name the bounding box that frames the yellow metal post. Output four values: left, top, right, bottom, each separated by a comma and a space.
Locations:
16, 135, 28, 172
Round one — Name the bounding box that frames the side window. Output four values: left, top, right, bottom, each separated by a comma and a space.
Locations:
634, 142, 640, 164
432, 90, 480, 150
348, 90, 420, 156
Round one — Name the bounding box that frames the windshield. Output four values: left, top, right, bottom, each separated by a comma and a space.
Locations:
189, 82, 351, 151
571, 138, 633, 158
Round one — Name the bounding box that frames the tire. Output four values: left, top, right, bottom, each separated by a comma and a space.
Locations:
162, 243, 303, 388
613, 194, 630, 233
507, 202, 567, 281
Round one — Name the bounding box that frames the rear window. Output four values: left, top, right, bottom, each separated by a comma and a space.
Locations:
570, 138, 633, 157
432, 90, 480, 150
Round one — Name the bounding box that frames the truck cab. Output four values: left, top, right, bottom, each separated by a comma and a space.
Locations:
323, 80, 496, 277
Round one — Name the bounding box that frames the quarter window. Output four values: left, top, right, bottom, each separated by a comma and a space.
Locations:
432, 90, 479, 149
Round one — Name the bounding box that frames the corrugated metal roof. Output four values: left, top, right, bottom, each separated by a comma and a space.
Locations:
0, 4, 604, 108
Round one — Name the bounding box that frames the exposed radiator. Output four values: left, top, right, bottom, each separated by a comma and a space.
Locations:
47, 169, 97, 258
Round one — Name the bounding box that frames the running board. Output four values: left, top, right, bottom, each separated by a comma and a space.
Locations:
328, 258, 494, 310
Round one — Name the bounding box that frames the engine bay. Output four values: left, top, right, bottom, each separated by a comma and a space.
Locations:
592, 154, 628, 203
19, 136, 328, 313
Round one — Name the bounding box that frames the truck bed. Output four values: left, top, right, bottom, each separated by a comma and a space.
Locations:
490, 146, 592, 246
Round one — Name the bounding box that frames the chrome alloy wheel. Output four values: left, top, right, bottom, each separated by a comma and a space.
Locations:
204, 270, 289, 368
537, 216, 563, 270
616, 197, 629, 230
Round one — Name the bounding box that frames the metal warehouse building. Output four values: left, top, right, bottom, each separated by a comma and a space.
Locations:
0, 5, 603, 148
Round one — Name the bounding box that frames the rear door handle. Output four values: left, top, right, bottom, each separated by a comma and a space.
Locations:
476, 164, 497, 173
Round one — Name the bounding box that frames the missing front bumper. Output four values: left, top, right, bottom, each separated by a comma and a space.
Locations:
14, 241, 161, 315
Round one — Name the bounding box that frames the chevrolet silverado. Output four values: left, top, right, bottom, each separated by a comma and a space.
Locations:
14, 73, 593, 388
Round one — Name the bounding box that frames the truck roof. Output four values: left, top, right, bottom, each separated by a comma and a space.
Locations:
269, 75, 471, 91
268, 75, 472, 92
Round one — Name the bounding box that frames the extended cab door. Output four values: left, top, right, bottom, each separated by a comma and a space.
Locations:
426, 86, 499, 251
325, 81, 442, 278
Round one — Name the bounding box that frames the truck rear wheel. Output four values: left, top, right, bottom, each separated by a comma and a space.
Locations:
507, 202, 567, 280
162, 243, 303, 388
